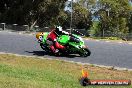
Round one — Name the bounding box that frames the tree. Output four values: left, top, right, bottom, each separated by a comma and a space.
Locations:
92, 0, 131, 37
128, 13, 132, 33
64, 0, 95, 29
0, 0, 67, 29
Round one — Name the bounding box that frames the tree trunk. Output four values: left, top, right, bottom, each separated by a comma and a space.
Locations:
29, 20, 37, 31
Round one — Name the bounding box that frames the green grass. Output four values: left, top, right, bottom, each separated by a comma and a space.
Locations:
0, 54, 132, 88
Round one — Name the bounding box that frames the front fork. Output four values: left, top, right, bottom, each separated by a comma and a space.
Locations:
79, 45, 88, 52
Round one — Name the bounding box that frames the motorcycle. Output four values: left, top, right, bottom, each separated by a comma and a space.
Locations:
37, 32, 91, 57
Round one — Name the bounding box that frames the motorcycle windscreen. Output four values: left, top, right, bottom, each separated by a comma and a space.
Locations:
58, 35, 70, 45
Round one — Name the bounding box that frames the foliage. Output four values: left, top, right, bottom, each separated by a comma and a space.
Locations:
72, 2, 92, 29
63, 0, 96, 29
0, 0, 132, 36
0, 0, 66, 29
92, 0, 132, 37
90, 21, 100, 36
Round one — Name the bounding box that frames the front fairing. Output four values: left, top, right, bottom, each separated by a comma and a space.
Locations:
42, 32, 49, 44
68, 34, 85, 49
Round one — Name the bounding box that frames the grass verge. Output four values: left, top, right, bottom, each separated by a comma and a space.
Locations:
0, 54, 132, 88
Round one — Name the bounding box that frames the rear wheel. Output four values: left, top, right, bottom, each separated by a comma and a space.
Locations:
79, 48, 91, 57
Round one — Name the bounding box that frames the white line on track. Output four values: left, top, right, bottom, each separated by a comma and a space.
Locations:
128, 43, 132, 45
118, 42, 123, 44
8, 32, 13, 34
96, 40, 100, 42
19, 32, 22, 34
106, 41, 110, 43
85, 39, 89, 40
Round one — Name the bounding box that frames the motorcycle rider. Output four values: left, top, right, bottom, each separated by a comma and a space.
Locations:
47, 25, 70, 54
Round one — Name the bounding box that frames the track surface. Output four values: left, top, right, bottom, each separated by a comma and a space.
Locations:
0, 31, 132, 69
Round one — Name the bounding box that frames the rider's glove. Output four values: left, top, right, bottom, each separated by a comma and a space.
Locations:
54, 39, 57, 42
69, 33, 73, 37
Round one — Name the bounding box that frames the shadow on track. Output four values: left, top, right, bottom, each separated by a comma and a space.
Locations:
25, 51, 46, 56
25, 51, 81, 58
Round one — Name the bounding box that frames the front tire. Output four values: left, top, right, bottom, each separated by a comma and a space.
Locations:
79, 48, 91, 57
40, 43, 50, 53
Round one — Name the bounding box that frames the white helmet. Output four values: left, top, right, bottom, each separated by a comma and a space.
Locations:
55, 26, 63, 35
56, 26, 62, 31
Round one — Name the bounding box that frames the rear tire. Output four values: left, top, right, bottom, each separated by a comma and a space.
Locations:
79, 48, 91, 57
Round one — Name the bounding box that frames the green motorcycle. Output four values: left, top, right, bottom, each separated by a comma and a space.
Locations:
38, 32, 91, 57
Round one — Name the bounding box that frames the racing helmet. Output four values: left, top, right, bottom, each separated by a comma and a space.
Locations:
55, 26, 63, 35
36, 32, 44, 41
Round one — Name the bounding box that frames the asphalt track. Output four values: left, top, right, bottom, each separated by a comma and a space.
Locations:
0, 31, 132, 69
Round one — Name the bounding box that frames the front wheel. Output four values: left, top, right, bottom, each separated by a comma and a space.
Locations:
79, 48, 91, 57
40, 43, 50, 53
